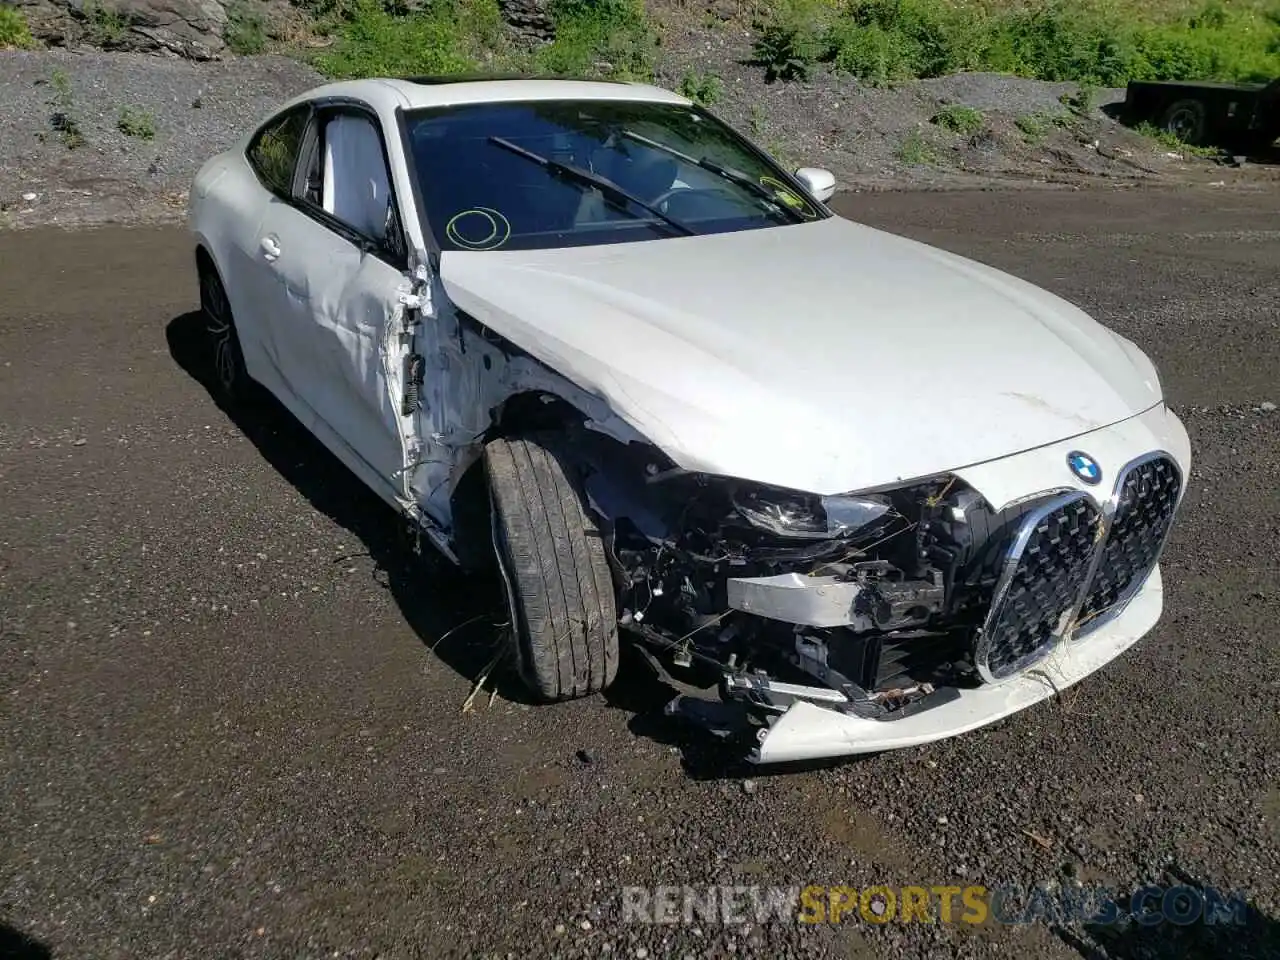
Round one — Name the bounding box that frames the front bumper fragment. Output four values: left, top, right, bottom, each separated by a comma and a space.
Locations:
748, 565, 1165, 764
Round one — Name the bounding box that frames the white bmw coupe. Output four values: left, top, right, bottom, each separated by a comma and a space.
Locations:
188, 75, 1190, 764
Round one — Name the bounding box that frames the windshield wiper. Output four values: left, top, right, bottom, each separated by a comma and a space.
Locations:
488, 136, 695, 237
620, 129, 808, 223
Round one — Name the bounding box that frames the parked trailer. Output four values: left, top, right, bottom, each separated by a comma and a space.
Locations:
1123, 78, 1280, 151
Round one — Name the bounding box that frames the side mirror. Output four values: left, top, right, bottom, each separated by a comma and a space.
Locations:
794, 166, 836, 202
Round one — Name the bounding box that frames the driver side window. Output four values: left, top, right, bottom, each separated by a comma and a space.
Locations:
295, 108, 405, 264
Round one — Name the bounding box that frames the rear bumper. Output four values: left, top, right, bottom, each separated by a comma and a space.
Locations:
749, 564, 1164, 764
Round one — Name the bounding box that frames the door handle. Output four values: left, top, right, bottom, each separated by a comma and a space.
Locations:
260, 235, 281, 261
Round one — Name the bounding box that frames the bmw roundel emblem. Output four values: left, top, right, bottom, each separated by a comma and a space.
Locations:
1067, 450, 1102, 486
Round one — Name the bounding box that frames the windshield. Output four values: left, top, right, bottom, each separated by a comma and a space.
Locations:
402, 99, 829, 253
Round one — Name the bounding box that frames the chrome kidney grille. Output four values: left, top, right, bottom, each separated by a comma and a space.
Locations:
975, 493, 1103, 683
1075, 452, 1183, 634
974, 452, 1182, 684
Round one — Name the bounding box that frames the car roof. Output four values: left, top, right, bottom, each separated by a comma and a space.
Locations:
283, 75, 693, 114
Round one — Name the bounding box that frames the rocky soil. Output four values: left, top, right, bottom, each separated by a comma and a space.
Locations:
0, 49, 319, 227
2, 18, 1280, 229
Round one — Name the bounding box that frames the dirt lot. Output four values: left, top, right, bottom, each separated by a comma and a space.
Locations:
1, 186, 1278, 960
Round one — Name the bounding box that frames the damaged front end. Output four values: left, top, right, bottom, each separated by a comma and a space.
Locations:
567, 427, 1182, 763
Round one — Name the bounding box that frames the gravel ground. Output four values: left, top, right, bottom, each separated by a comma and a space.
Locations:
1, 187, 1278, 959
0, 49, 320, 228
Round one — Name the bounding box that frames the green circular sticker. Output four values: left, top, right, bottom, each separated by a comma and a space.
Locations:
759, 176, 818, 219
446, 207, 512, 250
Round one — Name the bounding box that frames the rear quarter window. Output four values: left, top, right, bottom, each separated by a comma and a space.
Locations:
246, 107, 309, 195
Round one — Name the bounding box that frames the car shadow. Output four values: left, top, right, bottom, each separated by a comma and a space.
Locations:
1050, 864, 1280, 959
0, 922, 51, 960
164, 309, 534, 702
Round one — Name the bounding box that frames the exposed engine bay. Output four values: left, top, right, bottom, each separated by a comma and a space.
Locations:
563, 424, 1036, 741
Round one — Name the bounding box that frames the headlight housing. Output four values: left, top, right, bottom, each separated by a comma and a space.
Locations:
731, 485, 892, 540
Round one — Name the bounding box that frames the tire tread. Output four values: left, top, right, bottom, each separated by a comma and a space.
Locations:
486, 436, 618, 700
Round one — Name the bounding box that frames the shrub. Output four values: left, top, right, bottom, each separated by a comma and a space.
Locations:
841, 0, 973, 79
752, 0, 834, 82
118, 105, 156, 139
678, 70, 723, 105
82, 0, 129, 47
225, 0, 267, 55
931, 104, 983, 135
46, 68, 86, 148
760, 0, 1280, 87
312, 0, 482, 78
1060, 83, 1096, 116
535, 0, 656, 79
897, 129, 937, 164
0, 5, 37, 49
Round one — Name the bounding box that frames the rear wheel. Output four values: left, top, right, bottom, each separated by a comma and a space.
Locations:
198, 257, 252, 403
485, 435, 619, 701
1160, 98, 1208, 146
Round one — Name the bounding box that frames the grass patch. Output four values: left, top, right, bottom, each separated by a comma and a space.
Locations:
225, 0, 268, 55
118, 105, 157, 139
0, 6, 38, 49
931, 104, 984, 134
753, 0, 1280, 88
678, 69, 724, 105
82, 0, 129, 47
764, 137, 799, 169
1015, 110, 1072, 143
897, 129, 938, 164
1134, 119, 1221, 156
47, 69, 86, 150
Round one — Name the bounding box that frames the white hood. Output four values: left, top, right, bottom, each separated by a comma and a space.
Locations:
439, 215, 1162, 495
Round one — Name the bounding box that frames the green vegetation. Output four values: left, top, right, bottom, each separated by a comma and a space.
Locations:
534, 0, 655, 79
751, 0, 831, 82
678, 70, 724, 105
931, 103, 984, 134
82, 0, 129, 47
764, 137, 799, 169
1059, 83, 1097, 116
118, 105, 157, 139
47, 68, 86, 150
753, 0, 1280, 88
225, 1, 268, 55
1014, 110, 1071, 143
897, 128, 938, 163
0, 5, 38, 49
310, 0, 653, 81
1134, 119, 1220, 156
311, 0, 488, 78
250, 0, 1280, 95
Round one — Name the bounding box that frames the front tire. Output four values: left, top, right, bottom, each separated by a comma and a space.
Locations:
485, 435, 619, 701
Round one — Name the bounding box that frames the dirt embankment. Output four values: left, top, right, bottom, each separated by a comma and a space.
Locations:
2, 38, 1279, 230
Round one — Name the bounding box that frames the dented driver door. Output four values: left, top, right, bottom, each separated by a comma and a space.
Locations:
251, 107, 416, 506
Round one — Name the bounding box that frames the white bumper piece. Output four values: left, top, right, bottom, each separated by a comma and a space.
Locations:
749, 565, 1164, 764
